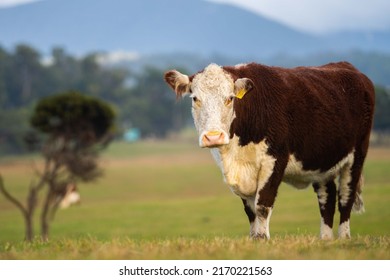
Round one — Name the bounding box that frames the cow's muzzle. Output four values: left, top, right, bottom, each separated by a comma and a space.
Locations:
200, 130, 229, 148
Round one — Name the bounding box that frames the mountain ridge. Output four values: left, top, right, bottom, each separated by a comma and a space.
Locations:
0, 0, 389, 57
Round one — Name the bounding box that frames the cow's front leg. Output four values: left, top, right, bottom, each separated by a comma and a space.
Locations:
241, 197, 259, 238
254, 157, 287, 239
242, 197, 272, 239
254, 204, 273, 240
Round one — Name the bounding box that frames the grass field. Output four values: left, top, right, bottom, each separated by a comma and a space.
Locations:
0, 140, 389, 259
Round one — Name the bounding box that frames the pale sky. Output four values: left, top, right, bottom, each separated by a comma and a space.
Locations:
0, 0, 37, 7
211, 0, 390, 33
1, 0, 390, 33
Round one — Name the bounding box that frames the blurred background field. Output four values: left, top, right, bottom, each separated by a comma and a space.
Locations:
1, 140, 389, 259
0, 0, 390, 260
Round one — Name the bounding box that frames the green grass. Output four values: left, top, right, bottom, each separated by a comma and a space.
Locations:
2, 236, 389, 260
0, 141, 389, 259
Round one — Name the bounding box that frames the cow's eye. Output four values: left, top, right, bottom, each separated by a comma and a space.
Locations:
225, 96, 234, 106
192, 96, 201, 106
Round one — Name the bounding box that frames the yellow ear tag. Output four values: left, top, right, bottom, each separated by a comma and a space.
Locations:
235, 88, 247, 99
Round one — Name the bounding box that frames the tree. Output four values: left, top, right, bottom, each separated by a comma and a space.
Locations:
0, 46, 10, 108
374, 86, 390, 132
7, 45, 44, 108
121, 66, 191, 138
0, 91, 116, 241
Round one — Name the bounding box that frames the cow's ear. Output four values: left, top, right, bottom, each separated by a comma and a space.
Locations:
234, 78, 254, 99
164, 70, 191, 98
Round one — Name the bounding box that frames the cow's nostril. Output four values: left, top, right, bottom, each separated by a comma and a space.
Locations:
205, 133, 222, 140
202, 131, 226, 147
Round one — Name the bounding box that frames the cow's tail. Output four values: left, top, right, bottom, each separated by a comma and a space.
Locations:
352, 175, 365, 213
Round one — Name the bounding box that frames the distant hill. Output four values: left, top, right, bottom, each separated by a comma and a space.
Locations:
323, 30, 390, 54
0, 0, 376, 57
104, 50, 390, 87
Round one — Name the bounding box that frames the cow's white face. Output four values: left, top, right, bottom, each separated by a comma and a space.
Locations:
190, 64, 236, 147
164, 64, 253, 148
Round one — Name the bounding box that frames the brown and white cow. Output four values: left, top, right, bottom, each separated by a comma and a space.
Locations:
164, 62, 375, 239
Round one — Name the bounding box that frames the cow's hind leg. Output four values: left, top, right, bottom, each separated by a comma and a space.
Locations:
338, 150, 366, 238
313, 181, 336, 240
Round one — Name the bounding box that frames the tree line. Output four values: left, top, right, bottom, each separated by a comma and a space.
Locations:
0, 44, 389, 154
0, 44, 191, 154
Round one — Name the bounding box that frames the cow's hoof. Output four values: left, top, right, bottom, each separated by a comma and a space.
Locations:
251, 233, 269, 240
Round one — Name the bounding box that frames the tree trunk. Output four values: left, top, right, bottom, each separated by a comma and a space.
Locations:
25, 184, 38, 242
41, 189, 53, 242
24, 214, 34, 242
0, 175, 36, 242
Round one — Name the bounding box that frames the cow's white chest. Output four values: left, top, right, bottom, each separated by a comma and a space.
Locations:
210, 136, 275, 197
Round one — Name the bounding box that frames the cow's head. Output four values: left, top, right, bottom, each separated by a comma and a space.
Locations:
165, 64, 253, 148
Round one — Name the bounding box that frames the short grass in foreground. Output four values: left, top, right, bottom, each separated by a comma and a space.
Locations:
0, 141, 389, 259
1, 235, 389, 260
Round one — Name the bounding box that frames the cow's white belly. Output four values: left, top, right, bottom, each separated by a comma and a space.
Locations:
210, 135, 355, 197
283, 152, 354, 189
